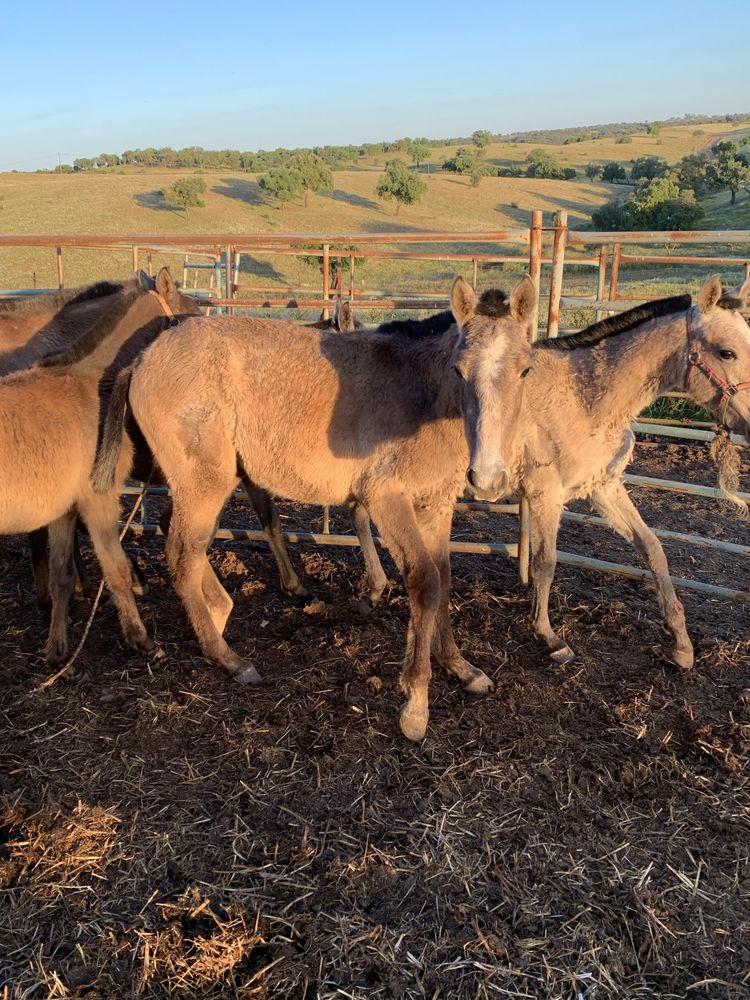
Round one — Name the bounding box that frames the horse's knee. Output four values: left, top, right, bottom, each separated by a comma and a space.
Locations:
406, 561, 440, 613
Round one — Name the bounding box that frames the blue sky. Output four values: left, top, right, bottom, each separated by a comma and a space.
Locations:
1, 0, 747, 171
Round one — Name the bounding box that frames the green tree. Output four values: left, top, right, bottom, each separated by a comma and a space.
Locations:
409, 139, 431, 169
259, 167, 302, 208
647, 121, 663, 136
630, 155, 668, 182
376, 159, 427, 213
585, 163, 602, 182
707, 141, 750, 204
601, 161, 627, 184
291, 152, 333, 206
524, 149, 566, 179
472, 129, 492, 151
161, 176, 207, 210
592, 175, 703, 231
442, 147, 481, 175
673, 153, 710, 197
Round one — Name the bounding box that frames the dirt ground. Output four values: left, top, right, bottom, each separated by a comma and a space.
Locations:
1, 440, 748, 999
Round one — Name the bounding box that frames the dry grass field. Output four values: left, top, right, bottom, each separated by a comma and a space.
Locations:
0, 121, 747, 293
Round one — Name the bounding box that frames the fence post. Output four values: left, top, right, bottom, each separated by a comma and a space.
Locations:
56, 247, 64, 289
132, 245, 139, 274
349, 254, 355, 299
609, 243, 621, 300
595, 245, 608, 322
517, 209, 544, 586
546, 210, 567, 339
225, 244, 233, 315
322, 243, 330, 320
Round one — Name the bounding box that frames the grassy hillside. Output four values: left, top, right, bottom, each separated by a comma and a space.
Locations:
0, 122, 747, 293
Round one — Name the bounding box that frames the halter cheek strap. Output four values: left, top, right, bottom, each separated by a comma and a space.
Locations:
148, 289, 181, 327
685, 305, 750, 425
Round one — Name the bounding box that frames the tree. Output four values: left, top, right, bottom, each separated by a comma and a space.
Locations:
409, 139, 431, 169
524, 149, 566, 179
161, 176, 207, 210
442, 147, 481, 176
630, 156, 668, 182
291, 152, 333, 206
375, 159, 427, 213
585, 162, 602, 182
707, 141, 750, 204
601, 161, 627, 183
472, 129, 492, 151
647, 121, 663, 136
591, 175, 703, 231
259, 167, 302, 208
673, 153, 710, 197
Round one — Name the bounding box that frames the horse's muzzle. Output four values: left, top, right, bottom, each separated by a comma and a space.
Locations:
465, 467, 509, 502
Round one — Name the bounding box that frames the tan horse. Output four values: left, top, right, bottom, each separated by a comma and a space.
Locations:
0, 268, 201, 665
93, 276, 537, 740
333, 276, 750, 668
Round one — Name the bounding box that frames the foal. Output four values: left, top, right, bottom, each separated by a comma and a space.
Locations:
94, 276, 537, 739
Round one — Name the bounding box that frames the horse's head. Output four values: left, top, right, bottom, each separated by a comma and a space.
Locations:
686, 274, 750, 441
450, 274, 535, 500
136, 267, 203, 323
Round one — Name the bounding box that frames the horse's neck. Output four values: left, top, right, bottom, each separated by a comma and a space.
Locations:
540, 312, 689, 427
399, 331, 463, 420
74, 298, 160, 372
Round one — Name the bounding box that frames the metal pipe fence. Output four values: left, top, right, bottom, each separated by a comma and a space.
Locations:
2, 216, 749, 599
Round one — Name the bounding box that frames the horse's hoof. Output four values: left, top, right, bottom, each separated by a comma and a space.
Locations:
399, 705, 428, 742
671, 646, 694, 670
355, 595, 376, 616
131, 634, 155, 655
464, 670, 494, 695
234, 664, 262, 686
550, 645, 576, 664
44, 645, 68, 668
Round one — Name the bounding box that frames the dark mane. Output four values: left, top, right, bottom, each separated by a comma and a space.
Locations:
36, 285, 143, 368
536, 294, 692, 352
376, 310, 455, 340
0, 279, 127, 314
476, 289, 509, 318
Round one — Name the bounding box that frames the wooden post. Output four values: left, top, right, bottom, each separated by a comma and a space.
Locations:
609, 243, 621, 300
546, 209, 567, 339
56, 247, 64, 289
471, 257, 478, 290
322, 243, 330, 320
146, 252, 153, 276
213, 252, 222, 315
349, 254, 355, 299
595, 245, 608, 322
182, 254, 189, 289
225, 244, 233, 314
517, 209, 544, 586
132, 245, 139, 273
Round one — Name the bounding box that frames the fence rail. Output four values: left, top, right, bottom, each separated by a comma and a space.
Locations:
3, 214, 749, 598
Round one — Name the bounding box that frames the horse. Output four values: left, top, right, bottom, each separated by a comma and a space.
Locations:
92, 275, 537, 740
0, 268, 202, 665
323, 275, 750, 669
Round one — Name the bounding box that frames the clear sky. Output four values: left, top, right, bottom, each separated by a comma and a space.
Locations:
2, 0, 747, 171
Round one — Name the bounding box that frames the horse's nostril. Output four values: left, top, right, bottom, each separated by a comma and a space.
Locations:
467, 468, 477, 489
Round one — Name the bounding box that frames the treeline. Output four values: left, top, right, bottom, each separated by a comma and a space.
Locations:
41, 112, 749, 174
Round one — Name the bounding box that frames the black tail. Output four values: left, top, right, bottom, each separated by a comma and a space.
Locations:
91, 366, 133, 493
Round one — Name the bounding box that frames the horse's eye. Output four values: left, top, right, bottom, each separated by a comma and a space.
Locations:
454, 366, 465, 381
719, 349, 737, 361
520, 366, 532, 379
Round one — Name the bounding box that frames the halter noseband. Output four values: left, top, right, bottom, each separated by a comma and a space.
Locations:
685, 304, 750, 425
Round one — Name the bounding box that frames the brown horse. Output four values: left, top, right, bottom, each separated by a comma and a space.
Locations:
0, 268, 201, 665
93, 276, 537, 739
324, 276, 750, 668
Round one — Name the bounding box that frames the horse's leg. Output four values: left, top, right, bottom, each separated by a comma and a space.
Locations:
28, 528, 51, 613
418, 503, 494, 694
351, 502, 388, 612
242, 479, 308, 598
527, 493, 574, 663
592, 481, 693, 669
366, 492, 440, 741
72, 523, 98, 598
166, 486, 261, 685
76, 493, 154, 657
43, 512, 77, 665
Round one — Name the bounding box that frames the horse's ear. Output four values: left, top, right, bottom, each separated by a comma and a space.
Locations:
731, 275, 750, 306
510, 274, 537, 331
136, 269, 154, 291
698, 274, 723, 313
336, 299, 355, 332
156, 266, 178, 304
451, 276, 476, 327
